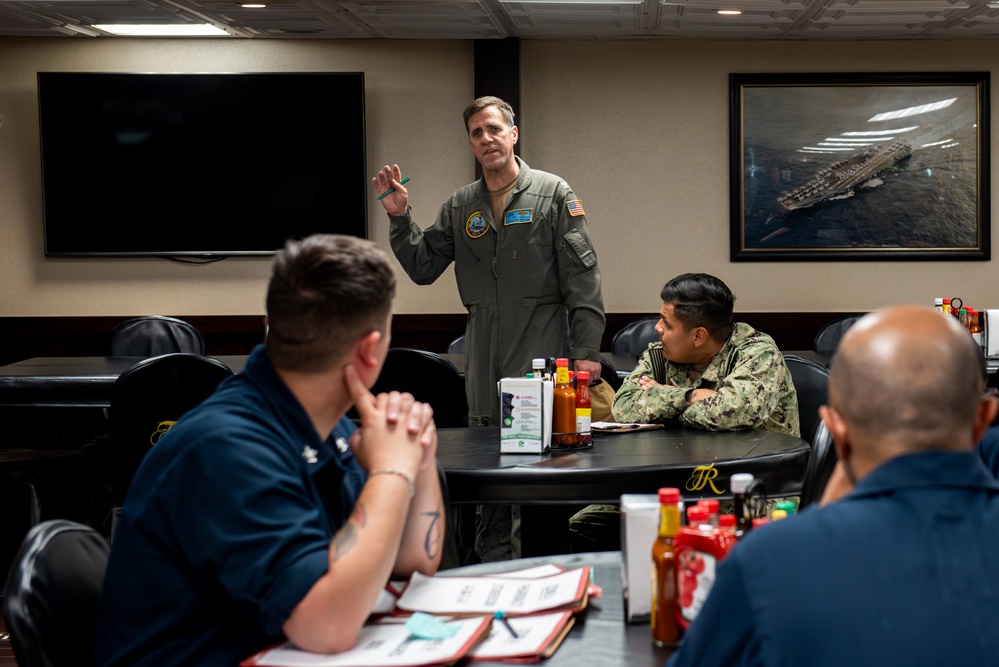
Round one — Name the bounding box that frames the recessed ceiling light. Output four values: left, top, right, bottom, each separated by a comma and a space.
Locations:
240, 3, 267, 7
717, 9, 742, 15
92, 23, 230, 36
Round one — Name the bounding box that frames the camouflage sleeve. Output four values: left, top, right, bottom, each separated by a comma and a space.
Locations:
678, 341, 787, 431
611, 349, 688, 423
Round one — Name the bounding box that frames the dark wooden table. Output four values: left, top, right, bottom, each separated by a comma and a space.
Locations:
0, 356, 248, 408
435, 425, 809, 505
443, 551, 673, 667
435, 425, 808, 557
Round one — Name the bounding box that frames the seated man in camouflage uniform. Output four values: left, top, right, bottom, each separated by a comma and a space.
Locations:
569, 273, 799, 551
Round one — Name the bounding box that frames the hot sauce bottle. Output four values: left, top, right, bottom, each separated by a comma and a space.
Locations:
651, 487, 681, 647
553, 358, 577, 445
575, 370, 592, 446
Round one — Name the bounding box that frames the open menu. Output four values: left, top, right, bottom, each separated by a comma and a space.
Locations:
242, 566, 590, 667
591, 421, 664, 433
241, 616, 492, 667
393, 567, 590, 616
467, 610, 574, 663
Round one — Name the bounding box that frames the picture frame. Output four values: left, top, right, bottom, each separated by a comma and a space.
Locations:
729, 72, 990, 261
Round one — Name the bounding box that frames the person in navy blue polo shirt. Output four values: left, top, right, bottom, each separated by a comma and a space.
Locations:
668, 305, 999, 667
93, 235, 445, 667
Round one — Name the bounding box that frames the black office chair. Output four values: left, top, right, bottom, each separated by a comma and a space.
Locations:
358, 348, 469, 428
0, 448, 87, 528
3, 519, 110, 667
610, 316, 661, 359
446, 335, 466, 354
798, 421, 838, 509
104, 315, 205, 358
813, 315, 863, 361
103, 353, 234, 509
783, 354, 830, 446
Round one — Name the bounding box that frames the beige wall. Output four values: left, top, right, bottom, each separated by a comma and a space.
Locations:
1, 37, 996, 318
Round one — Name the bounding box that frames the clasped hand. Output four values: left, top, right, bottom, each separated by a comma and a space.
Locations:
344, 364, 437, 478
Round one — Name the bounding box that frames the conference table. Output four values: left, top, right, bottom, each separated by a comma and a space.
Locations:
0, 355, 249, 408
435, 425, 808, 505
443, 550, 674, 666
434, 424, 809, 556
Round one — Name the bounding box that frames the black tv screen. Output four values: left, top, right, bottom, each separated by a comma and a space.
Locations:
37, 72, 366, 257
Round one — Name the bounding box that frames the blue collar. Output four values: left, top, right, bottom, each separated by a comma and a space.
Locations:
847, 450, 999, 500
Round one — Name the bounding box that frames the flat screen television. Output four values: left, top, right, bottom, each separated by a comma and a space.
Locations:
37, 72, 366, 258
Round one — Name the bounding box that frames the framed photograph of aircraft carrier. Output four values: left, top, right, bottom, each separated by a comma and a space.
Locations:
729, 72, 990, 261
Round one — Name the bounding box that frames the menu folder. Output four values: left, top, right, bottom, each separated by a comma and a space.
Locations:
392, 566, 591, 617
467, 610, 575, 663
241, 615, 492, 667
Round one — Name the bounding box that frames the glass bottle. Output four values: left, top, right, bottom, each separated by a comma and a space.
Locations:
686, 504, 709, 528
575, 370, 592, 446
651, 487, 681, 647
731, 473, 755, 541
553, 358, 577, 445
697, 499, 720, 526
970, 310, 984, 349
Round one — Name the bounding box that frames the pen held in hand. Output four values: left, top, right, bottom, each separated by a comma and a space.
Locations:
377, 176, 411, 200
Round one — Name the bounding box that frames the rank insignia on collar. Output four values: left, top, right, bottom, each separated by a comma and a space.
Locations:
302, 445, 318, 464
335, 437, 350, 453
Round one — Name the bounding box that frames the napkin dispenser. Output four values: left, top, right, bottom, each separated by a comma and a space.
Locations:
986, 310, 999, 359
498, 377, 552, 453
620, 494, 661, 623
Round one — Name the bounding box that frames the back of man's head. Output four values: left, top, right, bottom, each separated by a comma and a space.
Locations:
660, 273, 735, 340
265, 234, 396, 372
830, 305, 985, 454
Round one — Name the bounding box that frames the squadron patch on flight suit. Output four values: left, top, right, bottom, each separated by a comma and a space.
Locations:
504, 209, 533, 225
566, 200, 586, 217
466, 211, 489, 238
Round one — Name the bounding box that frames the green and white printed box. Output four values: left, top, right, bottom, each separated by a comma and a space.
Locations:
499, 377, 552, 453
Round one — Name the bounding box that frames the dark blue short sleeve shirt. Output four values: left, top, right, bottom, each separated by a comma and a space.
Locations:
93, 346, 367, 667
668, 450, 999, 667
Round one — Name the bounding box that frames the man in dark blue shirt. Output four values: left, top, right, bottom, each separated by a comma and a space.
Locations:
94, 235, 445, 666
668, 305, 999, 667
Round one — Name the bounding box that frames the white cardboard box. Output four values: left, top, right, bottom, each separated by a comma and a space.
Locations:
620, 493, 661, 623
498, 377, 552, 453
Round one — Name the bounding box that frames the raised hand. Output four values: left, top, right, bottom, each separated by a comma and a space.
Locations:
372, 164, 409, 217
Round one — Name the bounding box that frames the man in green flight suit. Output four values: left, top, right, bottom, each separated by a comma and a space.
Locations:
570, 272, 799, 552
373, 96, 605, 561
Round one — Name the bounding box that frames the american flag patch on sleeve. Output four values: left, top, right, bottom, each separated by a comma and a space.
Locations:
566, 200, 585, 217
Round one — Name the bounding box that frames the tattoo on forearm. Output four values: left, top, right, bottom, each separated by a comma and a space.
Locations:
422, 506, 442, 560
331, 521, 358, 561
